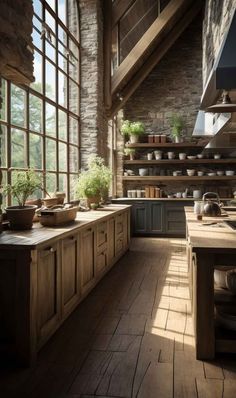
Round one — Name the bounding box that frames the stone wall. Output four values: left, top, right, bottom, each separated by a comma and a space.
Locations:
79, 0, 108, 168
203, 0, 236, 86
0, 0, 34, 85
116, 15, 202, 197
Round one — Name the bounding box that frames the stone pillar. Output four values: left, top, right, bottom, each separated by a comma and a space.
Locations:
79, 0, 108, 168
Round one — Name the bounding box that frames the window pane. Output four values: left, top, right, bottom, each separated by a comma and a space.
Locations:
58, 26, 67, 46
58, 0, 66, 25
69, 145, 78, 172
33, 15, 42, 31
46, 0, 55, 11
1, 170, 7, 208
46, 138, 56, 170
33, 0, 42, 18
46, 39, 56, 61
69, 116, 78, 144
0, 124, 7, 167
46, 172, 57, 194
29, 94, 42, 132
58, 110, 67, 140
69, 174, 77, 199
46, 103, 56, 136
59, 142, 67, 171
11, 85, 26, 128
45, 61, 56, 100
58, 71, 67, 107
69, 80, 79, 115
58, 173, 67, 194
11, 128, 26, 168
0, 78, 7, 121
30, 133, 42, 169
68, 0, 78, 39
32, 50, 43, 93
45, 10, 56, 33
58, 52, 67, 72
32, 27, 42, 50
69, 58, 78, 83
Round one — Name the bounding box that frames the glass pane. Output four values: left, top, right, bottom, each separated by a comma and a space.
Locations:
0, 124, 7, 167
58, 53, 67, 72
68, 0, 78, 39
33, 0, 42, 18
59, 142, 67, 171
45, 103, 56, 137
69, 145, 78, 172
11, 128, 26, 168
0, 78, 7, 121
69, 79, 79, 115
58, 26, 67, 46
69, 58, 78, 82
32, 50, 43, 93
58, 173, 67, 195
69, 174, 77, 199
30, 133, 42, 169
45, 60, 56, 100
58, 109, 67, 140
46, 138, 56, 170
46, 39, 56, 61
69, 116, 78, 144
11, 85, 26, 128
46, 172, 57, 194
46, 0, 55, 11
58, 71, 67, 107
33, 15, 41, 30
32, 27, 42, 50
29, 94, 42, 132
58, 0, 66, 25
45, 10, 56, 33
69, 38, 78, 59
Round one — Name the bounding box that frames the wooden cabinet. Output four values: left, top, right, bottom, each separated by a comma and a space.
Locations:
132, 202, 149, 234
61, 233, 80, 319
115, 212, 125, 257
96, 221, 108, 276
107, 217, 115, 266
80, 227, 95, 295
37, 242, 61, 348
149, 202, 163, 233
165, 204, 186, 235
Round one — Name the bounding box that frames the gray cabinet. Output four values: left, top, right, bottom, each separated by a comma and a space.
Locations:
149, 202, 163, 233
165, 204, 186, 235
132, 202, 149, 234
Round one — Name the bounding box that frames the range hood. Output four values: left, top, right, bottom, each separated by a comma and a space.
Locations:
200, 9, 236, 110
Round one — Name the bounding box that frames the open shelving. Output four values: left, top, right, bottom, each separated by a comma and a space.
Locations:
122, 176, 236, 181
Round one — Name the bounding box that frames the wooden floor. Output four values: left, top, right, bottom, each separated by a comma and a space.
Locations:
1, 238, 236, 398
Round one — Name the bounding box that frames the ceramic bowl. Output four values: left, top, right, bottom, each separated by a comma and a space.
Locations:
214, 153, 221, 159
186, 169, 195, 176
179, 153, 186, 160
207, 172, 216, 176
139, 168, 149, 176
226, 170, 235, 176
197, 171, 204, 176
217, 171, 224, 176
197, 154, 204, 159
187, 155, 197, 160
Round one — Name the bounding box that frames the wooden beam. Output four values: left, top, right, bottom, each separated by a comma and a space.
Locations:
107, 1, 202, 118
111, 0, 189, 95
112, 0, 136, 27
103, 0, 112, 109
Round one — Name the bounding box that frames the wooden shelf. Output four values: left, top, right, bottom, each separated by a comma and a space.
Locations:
125, 142, 206, 148
124, 159, 236, 165
122, 176, 236, 181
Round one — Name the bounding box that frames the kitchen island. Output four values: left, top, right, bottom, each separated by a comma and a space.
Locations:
185, 207, 236, 360
0, 205, 131, 365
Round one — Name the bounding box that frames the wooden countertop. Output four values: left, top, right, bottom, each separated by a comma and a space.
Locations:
0, 204, 131, 250
185, 207, 236, 251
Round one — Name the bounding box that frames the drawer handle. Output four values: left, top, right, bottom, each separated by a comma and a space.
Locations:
45, 247, 55, 253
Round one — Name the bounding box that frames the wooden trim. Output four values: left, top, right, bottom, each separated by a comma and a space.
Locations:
108, 0, 202, 116
111, 0, 189, 95
112, 0, 136, 27
122, 176, 236, 181
104, 0, 112, 109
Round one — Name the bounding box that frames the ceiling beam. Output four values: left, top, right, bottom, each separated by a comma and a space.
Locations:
111, 0, 190, 95
112, 0, 136, 27
107, 1, 203, 118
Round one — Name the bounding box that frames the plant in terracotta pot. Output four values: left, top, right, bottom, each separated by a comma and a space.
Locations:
121, 120, 144, 143
124, 148, 136, 160
3, 169, 43, 230
76, 155, 112, 208
170, 114, 185, 143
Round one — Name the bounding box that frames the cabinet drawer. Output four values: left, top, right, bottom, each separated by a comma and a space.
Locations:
116, 213, 124, 235
97, 221, 108, 249
96, 250, 108, 274
115, 236, 124, 256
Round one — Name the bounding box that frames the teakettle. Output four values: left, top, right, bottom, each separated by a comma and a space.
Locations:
202, 192, 222, 217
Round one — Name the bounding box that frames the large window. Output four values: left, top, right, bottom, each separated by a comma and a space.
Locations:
0, 0, 80, 204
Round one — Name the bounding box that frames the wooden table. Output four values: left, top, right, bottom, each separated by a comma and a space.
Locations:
185, 207, 236, 359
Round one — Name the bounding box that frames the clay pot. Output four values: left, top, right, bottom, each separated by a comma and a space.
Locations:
5, 205, 37, 230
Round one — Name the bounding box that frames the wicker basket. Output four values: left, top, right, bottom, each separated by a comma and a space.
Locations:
39, 207, 77, 226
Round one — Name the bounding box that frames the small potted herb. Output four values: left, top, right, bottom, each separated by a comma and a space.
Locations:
170, 114, 185, 143
121, 120, 145, 143
76, 155, 112, 208
124, 148, 136, 160
3, 169, 43, 230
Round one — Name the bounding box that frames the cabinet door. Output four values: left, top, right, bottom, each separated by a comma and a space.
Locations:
132, 202, 148, 234
165, 204, 186, 235
148, 202, 164, 233
107, 216, 115, 266
96, 221, 108, 252
37, 242, 61, 348
80, 227, 95, 295
61, 234, 80, 319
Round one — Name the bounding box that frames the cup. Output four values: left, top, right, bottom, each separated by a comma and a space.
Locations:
176, 192, 182, 198
127, 190, 132, 198
167, 151, 175, 159
147, 153, 153, 160
136, 189, 142, 198
131, 190, 137, 198
182, 192, 187, 198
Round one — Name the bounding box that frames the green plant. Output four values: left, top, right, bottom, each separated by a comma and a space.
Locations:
170, 114, 184, 138
120, 120, 144, 136
3, 169, 43, 207
76, 155, 112, 199
124, 148, 135, 156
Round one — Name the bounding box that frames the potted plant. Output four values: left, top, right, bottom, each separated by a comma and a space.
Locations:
124, 148, 136, 160
3, 169, 43, 230
76, 155, 112, 208
170, 114, 185, 143
120, 120, 145, 143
